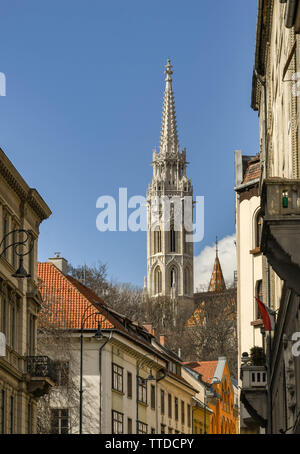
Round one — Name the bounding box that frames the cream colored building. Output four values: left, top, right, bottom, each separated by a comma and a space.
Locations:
234, 152, 264, 433
0, 147, 52, 433
240, 0, 300, 434
38, 258, 199, 434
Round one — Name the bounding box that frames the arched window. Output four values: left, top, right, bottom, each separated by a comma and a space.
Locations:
255, 279, 263, 319
170, 226, 176, 252
170, 267, 177, 290
184, 267, 190, 295
154, 267, 162, 294
154, 228, 161, 254
255, 211, 263, 248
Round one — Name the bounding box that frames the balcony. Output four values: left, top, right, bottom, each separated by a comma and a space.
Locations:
240, 359, 267, 429
26, 356, 55, 397
261, 178, 300, 294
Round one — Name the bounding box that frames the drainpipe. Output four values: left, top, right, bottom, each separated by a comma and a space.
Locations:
99, 332, 112, 434
266, 264, 272, 434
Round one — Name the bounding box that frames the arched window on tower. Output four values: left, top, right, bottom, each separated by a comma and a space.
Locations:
184, 267, 190, 295
170, 267, 177, 291
154, 228, 161, 254
170, 226, 176, 252
154, 267, 162, 295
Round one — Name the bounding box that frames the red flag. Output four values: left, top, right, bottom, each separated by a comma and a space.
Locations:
256, 298, 276, 331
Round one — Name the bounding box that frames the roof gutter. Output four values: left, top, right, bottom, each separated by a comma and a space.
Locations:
234, 178, 260, 192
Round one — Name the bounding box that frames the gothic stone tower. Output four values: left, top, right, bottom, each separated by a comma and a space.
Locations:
146, 60, 194, 307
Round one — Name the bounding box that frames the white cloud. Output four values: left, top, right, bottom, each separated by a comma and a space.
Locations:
194, 233, 236, 292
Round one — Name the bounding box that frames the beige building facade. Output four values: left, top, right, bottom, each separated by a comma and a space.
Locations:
239, 0, 300, 434
0, 147, 52, 433
38, 259, 199, 434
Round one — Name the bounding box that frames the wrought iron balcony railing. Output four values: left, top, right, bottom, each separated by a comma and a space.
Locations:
26, 355, 56, 382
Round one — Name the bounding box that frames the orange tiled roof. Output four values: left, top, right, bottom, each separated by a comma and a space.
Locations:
242, 159, 260, 184
38, 262, 114, 330
184, 361, 218, 384
37, 262, 168, 355
208, 256, 226, 292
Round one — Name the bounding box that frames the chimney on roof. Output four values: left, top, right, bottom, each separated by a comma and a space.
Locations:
49, 252, 68, 275
142, 323, 155, 336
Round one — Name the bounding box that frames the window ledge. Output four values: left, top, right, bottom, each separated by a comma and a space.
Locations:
251, 319, 264, 327
250, 247, 261, 255
112, 388, 124, 396
137, 400, 148, 407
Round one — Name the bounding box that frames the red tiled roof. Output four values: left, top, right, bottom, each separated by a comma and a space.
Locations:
242, 159, 260, 184
184, 361, 218, 384
37, 263, 166, 354
38, 262, 115, 330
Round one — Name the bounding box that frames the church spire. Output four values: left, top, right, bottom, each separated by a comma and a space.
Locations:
208, 238, 226, 292
159, 59, 179, 155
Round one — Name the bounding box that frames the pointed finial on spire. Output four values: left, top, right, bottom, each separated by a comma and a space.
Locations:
160, 59, 178, 155
216, 235, 218, 257
165, 59, 173, 90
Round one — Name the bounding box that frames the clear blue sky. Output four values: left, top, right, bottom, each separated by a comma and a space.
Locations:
0, 0, 259, 286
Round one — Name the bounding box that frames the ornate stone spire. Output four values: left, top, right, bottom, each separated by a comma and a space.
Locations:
208, 239, 226, 292
159, 59, 179, 155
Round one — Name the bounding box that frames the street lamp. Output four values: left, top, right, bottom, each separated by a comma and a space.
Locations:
0, 229, 34, 278
136, 355, 166, 433
79, 303, 111, 434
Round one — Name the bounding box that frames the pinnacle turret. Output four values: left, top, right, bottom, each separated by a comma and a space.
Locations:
159, 59, 179, 155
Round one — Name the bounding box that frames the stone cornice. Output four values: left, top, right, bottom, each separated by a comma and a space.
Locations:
0, 148, 51, 222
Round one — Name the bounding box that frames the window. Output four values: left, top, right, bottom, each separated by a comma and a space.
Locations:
255, 280, 263, 320
175, 397, 178, 421
3, 217, 8, 259
1, 294, 6, 336
151, 427, 155, 434
9, 396, 14, 434
27, 313, 35, 355
255, 211, 263, 248
127, 418, 132, 434
187, 404, 191, 427
127, 372, 132, 398
112, 410, 123, 434
160, 424, 166, 434
161, 390, 165, 415
112, 363, 123, 393
11, 305, 15, 350
151, 384, 155, 409
170, 227, 176, 252
181, 400, 185, 425
51, 409, 69, 434
137, 421, 147, 434
27, 403, 31, 434
154, 267, 162, 294
53, 361, 69, 386
168, 393, 172, 418
154, 229, 161, 254
170, 267, 177, 290
168, 427, 173, 434
137, 377, 147, 404
0, 390, 5, 434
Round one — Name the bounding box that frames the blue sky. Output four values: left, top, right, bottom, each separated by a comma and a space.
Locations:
0, 0, 259, 287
